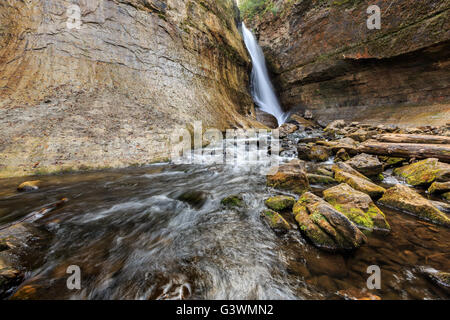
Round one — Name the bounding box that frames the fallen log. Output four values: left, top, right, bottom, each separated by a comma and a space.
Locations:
358, 141, 450, 163
375, 134, 450, 145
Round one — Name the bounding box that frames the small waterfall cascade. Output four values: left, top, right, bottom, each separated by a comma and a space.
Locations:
242, 23, 288, 126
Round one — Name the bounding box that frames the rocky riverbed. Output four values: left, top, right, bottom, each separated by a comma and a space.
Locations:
1, 116, 449, 300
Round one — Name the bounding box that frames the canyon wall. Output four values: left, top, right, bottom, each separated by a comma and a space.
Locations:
0, 0, 258, 178
245, 0, 450, 125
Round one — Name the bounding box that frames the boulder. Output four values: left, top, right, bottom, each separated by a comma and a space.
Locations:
221, 195, 244, 208
379, 184, 450, 227
334, 170, 386, 199
297, 144, 331, 162
260, 210, 291, 233
265, 195, 295, 211
292, 192, 367, 251
428, 182, 450, 194
335, 148, 350, 162
177, 190, 208, 209
394, 158, 450, 186
345, 153, 383, 177
17, 180, 41, 192
332, 162, 371, 181
379, 156, 406, 168
255, 109, 278, 129
278, 123, 298, 138
323, 184, 390, 233
307, 174, 336, 185
324, 120, 346, 134
443, 192, 450, 202
318, 137, 359, 155
267, 160, 310, 195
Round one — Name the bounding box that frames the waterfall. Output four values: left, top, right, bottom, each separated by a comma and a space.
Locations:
242, 23, 288, 126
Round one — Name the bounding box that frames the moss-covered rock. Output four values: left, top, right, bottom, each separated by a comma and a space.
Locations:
332, 162, 371, 181
267, 160, 310, 194
335, 148, 350, 162
443, 192, 450, 202
323, 183, 390, 233
292, 192, 367, 251
379, 156, 406, 168
265, 195, 295, 211
221, 195, 244, 208
307, 174, 336, 185
334, 170, 386, 199
394, 158, 450, 186
260, 209, 291, 233
298, 144, 331, 162
345, 153, 383, 177
17, 180, 41, 192
379, 184, 450, 227
177, 190, 208, 209
428, 182, 450, 195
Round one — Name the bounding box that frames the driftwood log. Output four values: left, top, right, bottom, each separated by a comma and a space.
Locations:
359, 141, 450, 163
375, 134, 450, 145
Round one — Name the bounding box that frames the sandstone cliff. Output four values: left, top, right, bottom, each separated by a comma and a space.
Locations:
0, 0, 257, 178
244, 0, 450, 125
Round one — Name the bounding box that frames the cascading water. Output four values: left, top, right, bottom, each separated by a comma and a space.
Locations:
242, 23, 288, 126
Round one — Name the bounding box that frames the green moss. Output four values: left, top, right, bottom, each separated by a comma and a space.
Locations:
221, 195, 244, 208
265, 195, 295, 211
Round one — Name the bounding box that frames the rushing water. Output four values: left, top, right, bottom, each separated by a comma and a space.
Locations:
242, 23, 288, 126
1, 134, 449, 300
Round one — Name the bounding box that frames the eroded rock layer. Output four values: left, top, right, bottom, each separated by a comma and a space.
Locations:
0, 0, 257, 178
245, 0, 450, 125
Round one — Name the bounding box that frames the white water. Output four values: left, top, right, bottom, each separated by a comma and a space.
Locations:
242, 23, 288, 126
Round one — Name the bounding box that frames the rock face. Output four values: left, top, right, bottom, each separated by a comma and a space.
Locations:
379, 184, 450, 227
244, 0, 450, 125
323, 183, 390, 233
293, 192, 367, 251
0, 0, 260, 178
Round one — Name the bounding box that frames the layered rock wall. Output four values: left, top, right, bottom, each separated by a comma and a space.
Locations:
245, 0, 450, 125
0, 0, 256, 178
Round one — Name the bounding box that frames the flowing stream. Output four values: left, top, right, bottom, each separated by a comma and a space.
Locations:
0, 135, 449, 300
242, 23, 288, 126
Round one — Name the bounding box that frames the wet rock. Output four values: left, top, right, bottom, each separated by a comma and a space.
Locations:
260, 210, 291, 234
324, 120, 346, 134
428, 182, 450, 194
335, 148, 350, 162
0, 267, 24, 299
17, 180, 41, 192
221, 195, 244, 208
421, 268, 450, 293
298, 144, 331, 162
292, 192, 367, 251
430, 200, 450, 214
264, 195, 295, 211
304, 110, 313, 120
177, 191, 208, 209
267, 160, 310, 195
255, 109, 278, 129
336, 288, 381, 300
278, 123, 298, 138
379, 184, 450, 227
394, 158, 450, 186
345, 153, 383, 177
443, 192, 450, 202
334, 170, 386, 200
379, 156, 406, 168
307, 174, 336, 185
323, 184, 390, 233
332, 162, 371, 181
288, 114, 319, 130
